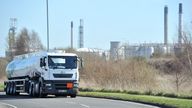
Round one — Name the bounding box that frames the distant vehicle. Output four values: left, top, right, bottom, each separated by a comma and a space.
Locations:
4, 51, 83, 98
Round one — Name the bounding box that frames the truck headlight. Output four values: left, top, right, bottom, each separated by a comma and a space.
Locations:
73, 83, 79, 88
45, 83, 51, 86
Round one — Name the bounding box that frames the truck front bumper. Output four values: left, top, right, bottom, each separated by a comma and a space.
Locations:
42, 80, 79, 95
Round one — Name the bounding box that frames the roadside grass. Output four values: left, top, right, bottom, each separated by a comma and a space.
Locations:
0, 83, 4, 92
79, 88, 192, 99
79, 91, 192, 108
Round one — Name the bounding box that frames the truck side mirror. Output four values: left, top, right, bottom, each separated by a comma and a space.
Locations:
40, 58, 46, 67
40, 58, 43, 67
43, 57, 46, 66
79, 57, 84, 69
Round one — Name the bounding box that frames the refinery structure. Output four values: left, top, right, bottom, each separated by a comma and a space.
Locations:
108, 3, 183, 60
77, 3, 185, 60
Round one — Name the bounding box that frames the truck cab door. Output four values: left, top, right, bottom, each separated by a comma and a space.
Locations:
40, 57, 50, 80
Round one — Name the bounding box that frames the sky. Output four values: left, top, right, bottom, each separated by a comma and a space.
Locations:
0, 0, 192, 57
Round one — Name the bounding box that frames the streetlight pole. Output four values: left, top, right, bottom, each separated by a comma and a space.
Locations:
46, 0, 49, 51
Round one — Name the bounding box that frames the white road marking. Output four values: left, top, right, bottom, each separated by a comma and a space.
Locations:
65, 101, 76, 104
80, 104, 90, 108
0, 102, 17, 108
65, 101, 90, 108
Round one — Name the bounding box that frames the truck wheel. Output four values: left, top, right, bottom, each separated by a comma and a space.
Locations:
55, 94, 67, 97
12, 82, 16, 95
38, 82, 44, 98
5, 82, 10, 95
38, 79, 47, 98
39, 86, 47, 98
32, 82, 36, 97
29, 82, 33, 97
9, 82, 13, 95
70, 94, 77, 98
34, 82, 39, 97
40, 93, 47, 98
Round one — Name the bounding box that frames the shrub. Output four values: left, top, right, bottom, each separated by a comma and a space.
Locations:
80, 53, 158, 92
0, 58, 8, 78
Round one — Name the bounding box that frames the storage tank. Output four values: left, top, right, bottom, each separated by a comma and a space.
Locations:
137, 46, 154, 58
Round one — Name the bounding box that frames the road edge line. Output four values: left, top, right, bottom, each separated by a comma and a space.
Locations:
0, 102, 17, 108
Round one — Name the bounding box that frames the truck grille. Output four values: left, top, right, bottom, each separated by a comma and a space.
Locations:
53, 74, 73, 78
55, 83, 67, 90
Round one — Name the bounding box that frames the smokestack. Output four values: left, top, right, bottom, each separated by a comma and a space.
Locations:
164, 5, 168, 46
178, 3, 182, 44
71, 21, 73, 49
79, 19, 84, 48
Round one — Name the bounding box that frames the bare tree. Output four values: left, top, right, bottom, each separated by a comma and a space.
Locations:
182, 31, 192, 73
29, 31, 44, 52
14, 28, 44, 55
15, 28, 30, 55
172, 30, 192, 92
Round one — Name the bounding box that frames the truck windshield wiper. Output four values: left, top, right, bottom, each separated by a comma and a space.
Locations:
53, 65, 65, 69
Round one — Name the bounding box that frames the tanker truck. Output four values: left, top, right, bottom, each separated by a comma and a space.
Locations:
4, 51, 82, 98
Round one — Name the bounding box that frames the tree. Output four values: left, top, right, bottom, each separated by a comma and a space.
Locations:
172, 30, 192, 92
7, 28, 44, 56
15, 28, 30, 55
29, 30, 44, 52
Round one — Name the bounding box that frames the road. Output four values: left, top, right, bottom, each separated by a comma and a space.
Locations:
0, 92, 159, 108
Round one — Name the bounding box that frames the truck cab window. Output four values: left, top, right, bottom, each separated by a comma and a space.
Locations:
48, 56, 77, 69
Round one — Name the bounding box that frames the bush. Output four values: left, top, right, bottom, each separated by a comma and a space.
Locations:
0, 58, 8, 78
80, 53, 158, 92
163, 93, 178, 98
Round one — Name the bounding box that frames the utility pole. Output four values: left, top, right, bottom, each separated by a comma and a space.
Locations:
46, 0, 50, 51
71, 21, 73, 49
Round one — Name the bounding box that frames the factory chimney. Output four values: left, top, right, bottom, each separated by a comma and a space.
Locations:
71, 21, 73, 49
164, 5, 168, 46
79, 19, 84, 48
178, 3, 182, 44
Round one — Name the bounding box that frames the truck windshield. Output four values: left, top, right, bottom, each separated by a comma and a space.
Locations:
48, 56, 77, 69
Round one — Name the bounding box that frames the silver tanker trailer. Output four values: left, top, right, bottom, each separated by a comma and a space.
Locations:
4, 51, 83, 98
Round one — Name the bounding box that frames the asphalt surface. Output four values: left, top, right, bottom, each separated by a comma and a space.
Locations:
0, 92, 159, 108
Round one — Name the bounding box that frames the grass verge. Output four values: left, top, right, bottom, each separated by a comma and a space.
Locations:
78, 91, 192, 108
0, 83, 4, 92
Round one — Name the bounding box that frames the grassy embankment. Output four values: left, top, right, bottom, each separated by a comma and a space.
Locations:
79, 91, 192, 108
78, 55, 192, 108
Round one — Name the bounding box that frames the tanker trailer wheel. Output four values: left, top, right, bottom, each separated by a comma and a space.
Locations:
38, 82, 43, 98
9, 82, 14, 95
5, 82, 10, 95
12, 82, 19, 95
12, 82, 16, 95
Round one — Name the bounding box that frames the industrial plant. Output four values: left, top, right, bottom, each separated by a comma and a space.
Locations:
6, 3, 186, 61
78, 3, 186, 60
108, 3, 184, 60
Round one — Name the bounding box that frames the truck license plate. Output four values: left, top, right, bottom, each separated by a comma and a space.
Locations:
58, 90, 67, 93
